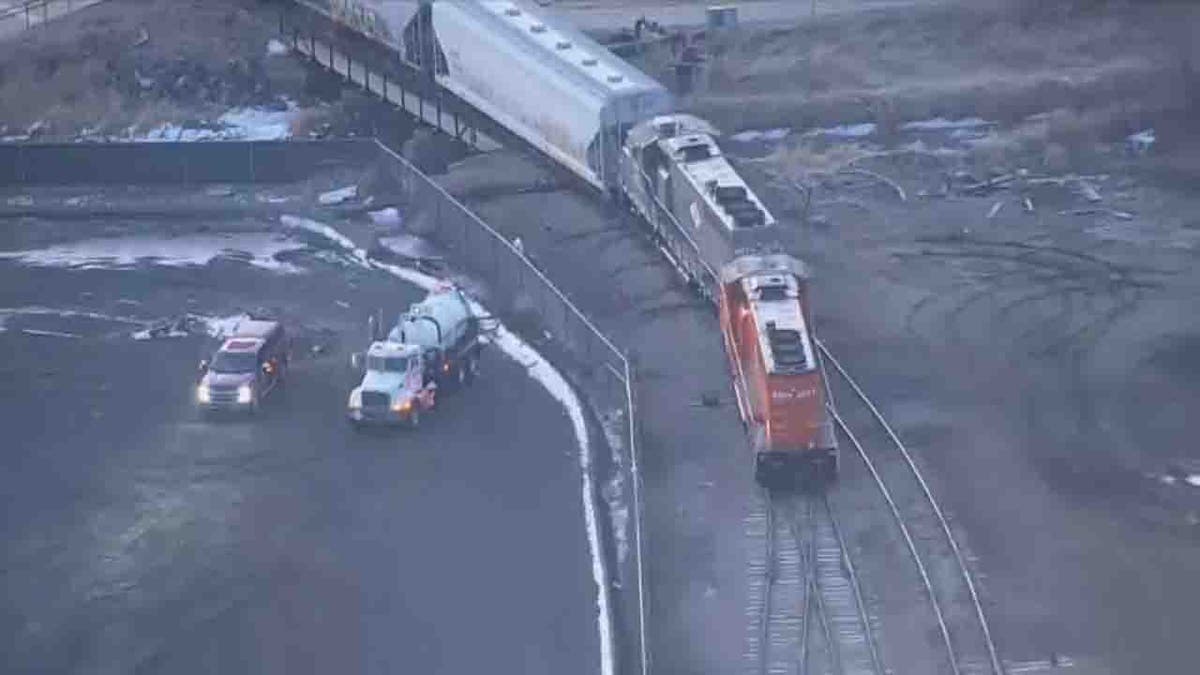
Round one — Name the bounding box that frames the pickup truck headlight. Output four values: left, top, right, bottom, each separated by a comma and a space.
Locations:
348, 389, 362, 410
237, 384, 253, 404
196, 384, 210, 404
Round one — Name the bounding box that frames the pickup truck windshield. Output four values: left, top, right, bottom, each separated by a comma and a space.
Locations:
211, 351, 257, 373
367, 355, 408, 372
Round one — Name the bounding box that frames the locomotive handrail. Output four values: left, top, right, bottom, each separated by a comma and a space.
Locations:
622, 161, 719, 289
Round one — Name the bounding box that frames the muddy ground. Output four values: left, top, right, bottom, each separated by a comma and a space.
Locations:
643, 1, 1200, 672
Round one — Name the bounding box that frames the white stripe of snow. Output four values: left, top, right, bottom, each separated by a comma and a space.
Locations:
21, 328, 81, 339
282, 213, 615, 675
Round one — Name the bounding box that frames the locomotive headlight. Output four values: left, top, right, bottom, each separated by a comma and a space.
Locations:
237, 384, 253, 404
196, 384, 210, 403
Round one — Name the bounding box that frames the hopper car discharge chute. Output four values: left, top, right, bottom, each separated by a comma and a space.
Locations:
718, 254, 838, 487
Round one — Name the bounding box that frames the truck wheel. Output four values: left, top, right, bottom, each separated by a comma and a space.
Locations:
456, 362, 467, 387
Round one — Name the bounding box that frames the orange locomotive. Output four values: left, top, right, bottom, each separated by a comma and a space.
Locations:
718, 254, 838, 487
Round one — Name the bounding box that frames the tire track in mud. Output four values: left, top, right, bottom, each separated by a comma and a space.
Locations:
895, 236, 1169, 358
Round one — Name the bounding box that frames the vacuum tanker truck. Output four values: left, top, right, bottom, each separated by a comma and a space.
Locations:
347, 284, 494, 428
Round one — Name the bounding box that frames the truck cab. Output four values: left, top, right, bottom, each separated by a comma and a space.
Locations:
347, 341, 436, 427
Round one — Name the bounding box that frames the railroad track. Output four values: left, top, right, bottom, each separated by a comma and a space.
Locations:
817, 339, 1005, 675
745, 490, 882, 675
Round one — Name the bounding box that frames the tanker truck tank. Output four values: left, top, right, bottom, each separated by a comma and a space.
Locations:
387, 287, 474, 350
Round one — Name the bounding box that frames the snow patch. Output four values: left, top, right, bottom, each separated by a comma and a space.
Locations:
141, 102, 298, 142
901, 116, 994, 132
266, 39, 290, 57
1187, 475, 1200, 488
599, 409, 629, 567
805, 122, 876, 139
293, 215, 615, 675
0, 233, 306, 273
368, 207, 403, 227
730, 127, 791, 143
318, 185, 358, 206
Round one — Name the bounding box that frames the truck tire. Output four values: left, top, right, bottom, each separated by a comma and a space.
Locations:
455, 361, 467, 388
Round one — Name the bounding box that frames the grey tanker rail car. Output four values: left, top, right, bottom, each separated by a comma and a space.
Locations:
431, 0, 673, 190
310, 0, 674, 190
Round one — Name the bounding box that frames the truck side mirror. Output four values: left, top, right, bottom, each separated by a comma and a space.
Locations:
350, 352, 365, 371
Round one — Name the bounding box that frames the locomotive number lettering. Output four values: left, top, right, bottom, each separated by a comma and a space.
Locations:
771, 387, 816, 401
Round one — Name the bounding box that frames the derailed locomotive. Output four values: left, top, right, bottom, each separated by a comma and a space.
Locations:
619, 114, 838, 486
315, 0, 837, 485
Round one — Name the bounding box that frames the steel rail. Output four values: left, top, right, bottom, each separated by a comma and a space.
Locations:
820, 493, 885, 675
825, 403, 961, 675
817, 340, 1005, 675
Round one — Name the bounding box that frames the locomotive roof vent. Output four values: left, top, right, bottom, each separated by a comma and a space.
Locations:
504, 6, 521, 16
607, 74, 624, 83
530, 23, 547, 33
556, 40, 572, 50
581, 57, 598, 66
656, 120, 680, 137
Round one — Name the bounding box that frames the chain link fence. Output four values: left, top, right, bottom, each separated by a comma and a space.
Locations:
372, 139, 650, 675
0, 0, 106, 35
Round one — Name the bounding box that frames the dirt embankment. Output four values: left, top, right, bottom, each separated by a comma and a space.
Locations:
0, 0, 398, 141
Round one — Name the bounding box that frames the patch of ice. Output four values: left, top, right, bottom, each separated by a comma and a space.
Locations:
266, 38, 289, 57
902, 117, 994, 132
0, 233, 306, 273
368, 207, 403, 227
294, 214, 615, 675
378, 234, 438, 260
318, 185, 358, 206
806, 122, 876, 139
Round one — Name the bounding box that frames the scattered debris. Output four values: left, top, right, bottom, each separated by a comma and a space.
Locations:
987, 201, 1004, 219
205, 186, 234, 198
699, 391, 721, 407
512, 236, 525, 255
1077, 181, 1102, 203
962, 173, 1015, 195
839, 167, 907, 202
318, 185, 358, 206
1023, 197, 1035, 213
1058, 208, 1134, 221
335, 300, 351, 309
134, 27, 150, 47
1127, 129, 1155, 155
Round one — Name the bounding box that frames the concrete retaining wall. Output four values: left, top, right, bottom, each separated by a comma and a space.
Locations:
0, 139, 375, 185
